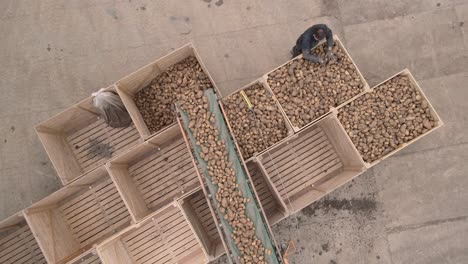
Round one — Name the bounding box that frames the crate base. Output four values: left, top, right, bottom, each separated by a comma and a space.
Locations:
122, 207, 202, 263
128, 137, 199, 212
59, 177, 131, 248
67, 121, 140, 174
0, 223, 47, 264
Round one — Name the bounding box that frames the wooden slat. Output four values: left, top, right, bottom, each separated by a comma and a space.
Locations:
58, 178, 131, 248
130, 139, 186, 177
262, 125, 344, 204
79, 131, 140, 171
123, 206, 201, 264
75, 126, 138, 162
127, 138, 198, 212
63, 118, 141, 176
0, 225, 47, 264
80, 131, 140, 171
262, 128, 324, 168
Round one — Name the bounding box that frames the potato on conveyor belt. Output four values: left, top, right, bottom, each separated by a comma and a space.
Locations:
338, 75, 436, 163
180, 91, 268, 264
222, 83, 289, 159
267, 42, 365, 128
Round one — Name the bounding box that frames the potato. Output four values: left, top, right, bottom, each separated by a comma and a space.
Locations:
338, 75, 436, 163
267, 43, 365, 128
222, 84, 289, 159
179, 90, 267, 264
135, 56, 214, 134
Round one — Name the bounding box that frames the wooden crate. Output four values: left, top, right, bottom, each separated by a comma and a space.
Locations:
219, 78, 294, 162
24, 166, 132, 264
0, 212, 47, 264
337, 69, 443, 167
245, 160, 288, 225
67, 249, 102, 264
97, 202, 207, 264
263, 35, 370, 133
116, 43, 220, 140
107, 124, 200, 222
255, 114, 367, 213
178, 188, 226, 261
35, 86, 141, 185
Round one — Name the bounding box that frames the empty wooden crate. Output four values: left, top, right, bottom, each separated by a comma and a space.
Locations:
0, 212, 47, 264
35, 87, 141, 184
97, 203, 206, 264
178, 188, 226, 261
24, 166, 132, 264
255, 114, 367, 213
116, 43, 220, 140
107, 124, 200, 222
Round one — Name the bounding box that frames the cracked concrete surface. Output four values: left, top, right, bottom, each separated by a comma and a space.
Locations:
1, 0, 467, 263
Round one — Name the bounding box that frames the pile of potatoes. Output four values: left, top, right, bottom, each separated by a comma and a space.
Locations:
135, 56, 213, 134
267, 43, 365, 128
179, 91, 269, 264
222, 84, 289, 159
338, 75, 436, 163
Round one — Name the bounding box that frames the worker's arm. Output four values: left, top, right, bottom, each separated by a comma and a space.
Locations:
302, 49, 322, 63
301, 32, 323, 64
321, 25, 335, 60
324, 26, 334, 49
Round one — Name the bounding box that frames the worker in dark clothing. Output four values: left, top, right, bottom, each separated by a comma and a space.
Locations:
291, 24, 335, 65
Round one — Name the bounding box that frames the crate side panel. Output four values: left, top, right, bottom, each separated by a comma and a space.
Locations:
246, 161, 287, 225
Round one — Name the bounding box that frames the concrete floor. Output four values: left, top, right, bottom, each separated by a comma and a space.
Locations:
1, 0, 467, 263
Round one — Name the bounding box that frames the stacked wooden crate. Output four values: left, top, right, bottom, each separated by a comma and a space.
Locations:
0, 36, 442, 264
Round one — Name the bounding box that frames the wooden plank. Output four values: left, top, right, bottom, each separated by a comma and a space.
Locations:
54, 178, 130, 248
145, 178, 199, 210
116, 87, 152, 139
74, 127, 139, 164
118, 204, 204, 264
74, 126, 138, 161
97, 239, 133, 264
248, 164, 279, 213
133, 152, 192, 188
36, 131, 83, 184
264, 136, 332, 173
24, 209, 80, 264
269, 147, 338, 187
129, 139, 186, 176
320, 114, 366, 168
262, 128, 323, 165
78, 133, 140, 172
107, 163, 150, 222
138, 162, 195, 196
